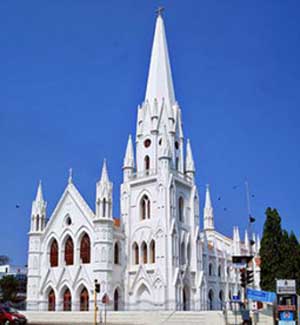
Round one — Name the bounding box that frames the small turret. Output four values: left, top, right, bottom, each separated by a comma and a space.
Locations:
185, 139, 195, 181
30, 181, 47, 232
256, 234, 261, 254
159, 126, 172, 160
203, 184, 214, 231
233, 226, 241, 255
244, 230, 250, 253
96, 160, 113, 219
123, 135, 135, 181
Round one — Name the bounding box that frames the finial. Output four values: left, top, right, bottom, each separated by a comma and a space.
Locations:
156, 6, 164, 17
68, 168, 73, 184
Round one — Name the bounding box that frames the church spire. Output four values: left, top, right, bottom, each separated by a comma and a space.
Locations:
100, 159, 110, 184
145, 12, 175, 106
35, 180, 44, 202
123, 135, 135, 169
204, 184, 214, 231
185, 139, 195, 177
31, 180, 47, 232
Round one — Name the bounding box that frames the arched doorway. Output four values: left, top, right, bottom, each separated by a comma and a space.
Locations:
114, 289, 119, 311
63, 288, 72, 311
48, 289, 55, 311
208, 289, 214, 310
183, 286, 190, 311
80, 287, 89, 311
219, 290, 224, 310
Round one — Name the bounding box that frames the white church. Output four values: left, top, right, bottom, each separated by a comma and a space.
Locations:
26, 12, 261, 312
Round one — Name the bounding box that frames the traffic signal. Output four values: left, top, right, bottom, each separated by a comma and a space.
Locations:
94, 280, 100, 293
240, 269, 247, 288
247, 270, 254, 285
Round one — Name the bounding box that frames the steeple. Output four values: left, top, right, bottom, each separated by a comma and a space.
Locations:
204, 184, 214, 231
233, 227, 241, 255
244, 230, 250, 253
185, 139, 195, 178
100, 159, 110, 184
123, 135, 135, 169
96, 160, 113, 219
145, 12, 175, 106
35, 180, 44, 202
31, 181, 47, 232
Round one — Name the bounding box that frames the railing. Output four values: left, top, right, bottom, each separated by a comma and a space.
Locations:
131, 168, 193, 183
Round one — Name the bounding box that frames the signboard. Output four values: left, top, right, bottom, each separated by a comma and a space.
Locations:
232, 255, 253, 264
102, 294, 109, 304
246, 288, 276, 303
232, 295, 241, 302
278, 305, 296, 312
277, 280, 296, 294
279, 311, 294, 321
233, 262, 247, 270
279, 322, 296, 325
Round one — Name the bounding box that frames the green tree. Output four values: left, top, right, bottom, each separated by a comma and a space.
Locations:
0, 275, 18, 302
288, 231, 300, 293
279, 230, 290, 279
260, 207, 283, 292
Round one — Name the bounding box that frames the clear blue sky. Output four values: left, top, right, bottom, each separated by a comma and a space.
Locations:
1, 1, 299, 266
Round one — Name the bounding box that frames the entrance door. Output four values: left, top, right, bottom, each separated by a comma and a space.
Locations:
183, 286, 189, 311
114, 289, 119, 311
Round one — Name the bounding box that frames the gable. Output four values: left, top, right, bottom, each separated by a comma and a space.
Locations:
43, 183, 95, 240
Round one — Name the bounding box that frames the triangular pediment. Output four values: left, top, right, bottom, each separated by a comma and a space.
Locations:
43, 182, 95, 237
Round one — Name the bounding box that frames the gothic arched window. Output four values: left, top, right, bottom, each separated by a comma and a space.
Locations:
63, 288, 72, 311
65, 237, 74, 266
209, 263, 213, 276
80, 287, 89, 311
50, 239, 58, 267
36, 215, 40, 231
144, 155, 150, 171
178, 197, 184, 222
141, 241, 147, 264
140, 195, 150, 220
133, 242, 139, 265
80, 233, 90, 264
48, 289, 55, 311
150, 240, 155, 263
102, 198, 106, 218
114, 242, 120, 264
180, 242, 185, 265
218, 265, 222, 277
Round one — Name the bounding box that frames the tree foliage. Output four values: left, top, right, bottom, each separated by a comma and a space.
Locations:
260, 208, 300, 294
0, 275, 18, 302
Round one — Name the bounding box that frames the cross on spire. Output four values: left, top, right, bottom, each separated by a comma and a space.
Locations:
156, 6, 164, 17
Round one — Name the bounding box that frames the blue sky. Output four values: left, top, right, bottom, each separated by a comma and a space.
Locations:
1, 1, 299, 266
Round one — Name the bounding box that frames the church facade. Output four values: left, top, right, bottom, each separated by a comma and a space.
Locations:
26, 13, 260, 312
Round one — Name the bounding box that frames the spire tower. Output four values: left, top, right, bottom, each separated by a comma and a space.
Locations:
145, 12, 175, 106
204, 184, 214, 231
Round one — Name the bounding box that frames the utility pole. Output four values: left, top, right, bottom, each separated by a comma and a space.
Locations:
94, 280, 100, 325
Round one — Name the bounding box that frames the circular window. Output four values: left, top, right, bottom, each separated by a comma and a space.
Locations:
175, 141, 179, 150
144, 139, 151, 148
66, 216, 72, 226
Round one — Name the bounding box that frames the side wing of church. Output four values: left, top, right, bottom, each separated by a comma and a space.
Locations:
26, 13, 260, 312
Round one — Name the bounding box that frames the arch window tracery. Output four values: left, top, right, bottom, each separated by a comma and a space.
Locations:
50, 239, 58, 267
140, 195, 150, 220
178, 197, 184, 222
150, 240, 155, 263
133, 242, 139, 265
80, 234, 90, 264
141, 241, 147, 264
63, 288, 72, 311
65, 237, 74, 266
114, 242, 120, 264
